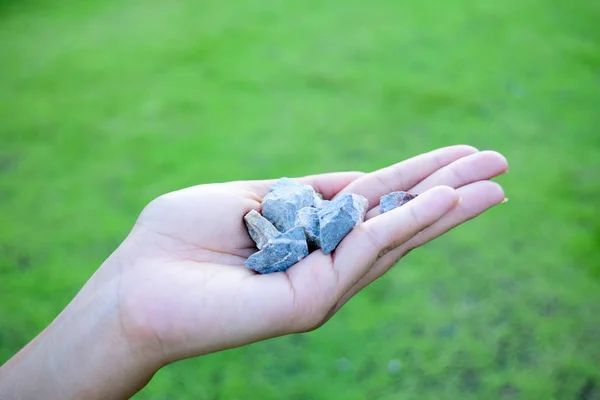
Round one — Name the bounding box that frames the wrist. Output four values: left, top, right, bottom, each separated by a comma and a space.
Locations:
0, 263, 162, 400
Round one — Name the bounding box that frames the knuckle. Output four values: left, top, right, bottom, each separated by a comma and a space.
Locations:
373, 172, 396, 194
408, 203, 422, 226
449, 164, 468, 183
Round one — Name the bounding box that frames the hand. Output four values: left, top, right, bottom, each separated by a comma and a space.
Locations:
0, 145, 508, 399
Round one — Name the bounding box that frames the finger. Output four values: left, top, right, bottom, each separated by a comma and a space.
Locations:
337, 145, 478, 208
330, 180, 505, 315
365, 150, 508, 219
410, 150, 508, 194
399, 180, 505, 251
243, 171, 365, 200
281, 186, 459, 330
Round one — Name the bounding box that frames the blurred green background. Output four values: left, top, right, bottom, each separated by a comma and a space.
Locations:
1, 0, 599, 398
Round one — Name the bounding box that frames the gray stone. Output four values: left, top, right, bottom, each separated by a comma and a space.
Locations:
262, 178, 322, 232
295, 207, 321, 250
312, 191, 327, 208
380, 191, 417, 213
244, 210, 280, 249
318, 193, 369, 254
245, 226, 309, 274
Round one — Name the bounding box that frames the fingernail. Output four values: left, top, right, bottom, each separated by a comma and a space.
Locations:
501, 197, 509, 204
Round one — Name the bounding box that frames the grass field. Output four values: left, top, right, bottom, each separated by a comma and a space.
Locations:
1, 0, 599, 398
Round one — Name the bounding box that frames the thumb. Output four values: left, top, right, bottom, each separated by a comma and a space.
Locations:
284, 185, 460, 331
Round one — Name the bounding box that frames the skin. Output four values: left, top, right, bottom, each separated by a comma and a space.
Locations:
0, 145, 508, 399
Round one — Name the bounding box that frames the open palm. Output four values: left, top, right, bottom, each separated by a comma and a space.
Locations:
106, 145, 507, 366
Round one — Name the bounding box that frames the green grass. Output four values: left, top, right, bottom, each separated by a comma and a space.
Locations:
1, 0, 599, 398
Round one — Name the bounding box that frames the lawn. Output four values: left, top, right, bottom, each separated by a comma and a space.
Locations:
1, 0, 599, 398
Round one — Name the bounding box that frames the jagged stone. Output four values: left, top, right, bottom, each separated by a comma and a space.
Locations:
245, 226, 309, 274
295, 207, 321, 250
312, 191, 328, 208
318, 193, 369, 255
243, 210, 280, 249
380, 191, 417, 213
262, 178, 322, 232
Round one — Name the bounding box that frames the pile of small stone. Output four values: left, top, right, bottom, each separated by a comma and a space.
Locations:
244, 178, 416, 274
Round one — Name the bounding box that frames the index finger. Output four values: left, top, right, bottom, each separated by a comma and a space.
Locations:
336, 145, 478, 207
